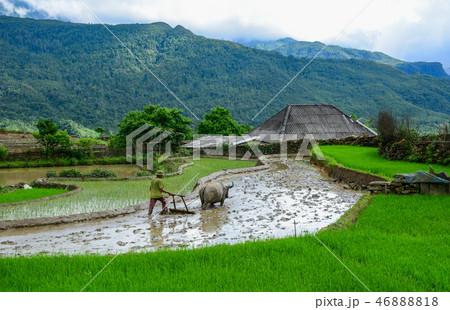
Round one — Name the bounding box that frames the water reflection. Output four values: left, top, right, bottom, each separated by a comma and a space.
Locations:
200, 205, 229, 233
0, 164, 145, 185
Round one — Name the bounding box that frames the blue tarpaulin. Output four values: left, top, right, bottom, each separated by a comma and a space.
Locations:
393, 171, 450, 184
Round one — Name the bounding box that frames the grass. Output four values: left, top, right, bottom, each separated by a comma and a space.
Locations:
0, 188, 69, 204
0, 157, 129, 169
0, 194, 448, 291
0, 158, 256, 220
317, 145, 450, 179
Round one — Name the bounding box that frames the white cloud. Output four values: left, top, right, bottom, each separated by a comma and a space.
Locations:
4, 0, 450, 72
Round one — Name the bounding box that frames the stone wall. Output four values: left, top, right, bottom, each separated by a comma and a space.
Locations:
318, 135, 379, 147
200, 135, 379, 159
368, 180, 449, 195
0, 132, 126, 160
0, 132, 42, 160
379, 139, 449, 165
311, 157, 386, 189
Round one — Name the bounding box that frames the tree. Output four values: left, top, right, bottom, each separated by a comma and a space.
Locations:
33, 119, 72, 158
0, 145, 8, 161
197, 107, 251, 135
375, 110, 398, 147
109, 105, 193, 149
95, 127, 105, 137
74, 138, 102, 158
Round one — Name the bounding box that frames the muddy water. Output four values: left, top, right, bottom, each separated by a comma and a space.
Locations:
0, 164, 145, 185
0, 160, 362, 256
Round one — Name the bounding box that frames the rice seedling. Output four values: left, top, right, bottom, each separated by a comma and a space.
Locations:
0, 195, 448, 291
317, 145, 450, 179
0, 158, 256, 220
0, 188, 69, 204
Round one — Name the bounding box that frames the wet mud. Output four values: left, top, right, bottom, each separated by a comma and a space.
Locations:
0, 160, 362, 256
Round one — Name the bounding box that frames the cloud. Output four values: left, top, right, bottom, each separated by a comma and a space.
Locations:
2, 0, 450, 72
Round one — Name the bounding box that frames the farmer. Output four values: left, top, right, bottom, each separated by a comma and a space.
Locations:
148, 170, 173, 215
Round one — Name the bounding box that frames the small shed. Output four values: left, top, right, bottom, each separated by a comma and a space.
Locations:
249, 104, 377, 142
181, 135, 259, 149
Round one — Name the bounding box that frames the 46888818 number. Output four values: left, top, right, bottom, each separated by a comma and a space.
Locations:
376, 297, 438, 307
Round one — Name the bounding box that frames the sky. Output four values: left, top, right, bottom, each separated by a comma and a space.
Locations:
1, 0, 450, 73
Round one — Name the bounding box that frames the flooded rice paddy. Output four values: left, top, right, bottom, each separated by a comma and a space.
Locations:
0, 160, 362, 256
0, 164, 145, 185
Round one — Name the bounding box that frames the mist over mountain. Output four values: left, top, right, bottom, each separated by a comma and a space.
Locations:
0, 0, 50, 20
1, 16, 449, 134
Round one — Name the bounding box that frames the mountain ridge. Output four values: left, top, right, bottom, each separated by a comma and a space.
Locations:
0, 16, 449, 134
242, 37, 450, 79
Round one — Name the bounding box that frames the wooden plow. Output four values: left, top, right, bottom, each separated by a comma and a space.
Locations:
169, 194, 195, 214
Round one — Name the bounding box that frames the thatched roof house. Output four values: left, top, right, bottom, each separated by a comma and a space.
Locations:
249, 104, 376, 141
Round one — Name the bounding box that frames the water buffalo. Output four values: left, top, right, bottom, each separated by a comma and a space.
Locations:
199, 181, 234, 209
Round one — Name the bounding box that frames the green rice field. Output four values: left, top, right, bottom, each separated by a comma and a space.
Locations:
317, 145, 450, 179
0, 194, 448, 291
0, 188, 69, 204
0, 158, 256, 221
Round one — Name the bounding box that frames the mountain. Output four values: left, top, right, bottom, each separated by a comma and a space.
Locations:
0, 16, 449, 135
0, 0, 50, 20
243, 38, 450, 79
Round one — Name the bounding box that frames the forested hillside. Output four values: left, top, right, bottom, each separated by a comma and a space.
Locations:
1, 16, 449, 134
244, 38, 450, 79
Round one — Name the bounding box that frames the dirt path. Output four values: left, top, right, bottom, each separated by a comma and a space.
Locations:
0, 160, 362, 256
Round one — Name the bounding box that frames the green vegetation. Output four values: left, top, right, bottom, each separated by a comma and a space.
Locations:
0, 145, 7, 160
84, 168, 118, 178
197, 106, 251, 135
246, 38, 450, 79
0, 156, 129, 169
74, 138, 103, 158
375, 110, 449, 164
58, 169, 84, 178
109, 104, 192, 149
317, 145, 450, 179
0, 194, 447, 291
0, 188, 68, 204
1, 16, 449, 133
94, 127, 105, 136
136, 171, 152, 177
57, 168, 118, 178
46, 170, 57, 178
0, 158, 256, 220
33, 119, 71, 158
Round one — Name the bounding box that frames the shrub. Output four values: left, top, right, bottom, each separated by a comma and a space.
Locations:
0, 185, 14, 194
386, 139, 413, 160
425, 143, 437, 164
136, 171, 152, 177
376, 110, 398, 147
85, 168, 118, 178
174, 148, 192, 157
68, 157, 79, 166
65, 148, 88, 160
0, 145, 8, 161
74, 138, 102, 158
59, 169, 83, 178
46, 170, 58, 178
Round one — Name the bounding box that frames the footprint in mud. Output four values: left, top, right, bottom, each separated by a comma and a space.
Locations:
117, 241, 127, 246
0, 240, 15, 245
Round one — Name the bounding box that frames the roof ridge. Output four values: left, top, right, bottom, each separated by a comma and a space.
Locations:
248, 104, 377, 140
